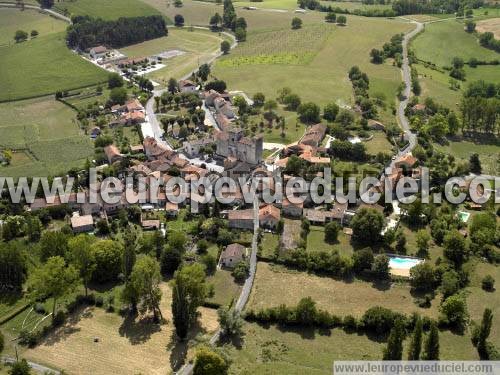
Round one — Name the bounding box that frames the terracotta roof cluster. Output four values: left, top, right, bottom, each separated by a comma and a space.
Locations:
259, 204, 280, 221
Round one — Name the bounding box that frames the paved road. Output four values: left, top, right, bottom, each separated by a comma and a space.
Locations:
2, 356, 60, 374
0, 2, 71, 23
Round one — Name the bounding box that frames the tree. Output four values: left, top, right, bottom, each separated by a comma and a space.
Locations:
232, 261, 249, 282
129, 256, 163, 321
221, 40, 231, 54
325, 12, 336, 22
8, 359, 31, 375
409, 262, 435, 291
209, 13, 222, 29
408, 316, 423, 360
422, 322, 439, 360
324, 221, 340, 243
198, 63, 210, 81
90, 240, 123, 283
201, 253, 217, 275
297, 102, 320, 123
481, 275, 495, 291
469, 153, 482, 174
440, 269, 460, 298
337, 15, 347, 25
223, 0, 236, 29
174, 14, 185, 26
416, 230, 431, 256
168, 78, 178, 94
383, 318, 404, 360
30, 30, 39, 38
25, 215, 42, 242
218, 307, 243, 337
291, 17, 302, 29
193, 346, 228, 375
440, 294, 468, 329
108, 73, 123, 89
370, 48, 384, 64
443, 230, 467, 268
351, 208, 385, 245
0, 242, 27, 291
283, 93, 301, 110
122, 227, 138, 282
465, 20, 476, 32
235, 27, 246, 42
323, 103, 339, 122
477, 308, 493, 358
109, 87, 127, 105
352, 247, 374, 273
68, 235, 96, 297
205, 80, 226, 93
30, 256, 79, 323
161, 231, 186, 274
233, 95, 248, 114
172, 264, 207, 339
39, 230, 68, 262
372, 254, 390, 279
253, 92, 265, 107
14, 30, 28, 43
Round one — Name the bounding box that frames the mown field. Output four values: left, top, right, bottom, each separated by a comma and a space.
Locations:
119, 27, 231, 83
412, 19, 500, 67
0, 97, 94, 177
212, 16, 412, 111
53, 0, 162, 20
0, 8, 67, 46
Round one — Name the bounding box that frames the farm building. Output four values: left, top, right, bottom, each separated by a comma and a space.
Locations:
220, 243, 247, 268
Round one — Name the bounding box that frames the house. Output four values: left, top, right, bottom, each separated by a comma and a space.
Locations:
282, 197, 303, 218
143, 137, 172, 159
368, 119, 385, 131
104, 144, 123, 164
220, 243, 247, 268
179, 79, 198, 93
70, 213, 94, 233
89, 45, 107, 59
166, 202, 179, 217
30, 193, 79, 211
299, 123, 327, 148
126, 99, 144, 112
303, 208, 333, 225
183, 137, 214, 158
214, 97, 235, 119
130, 145, 144, 154
228, 209, 254, 230
216, 128, 263, 165
141, 219, 161, 230
259, 204, 280, 230
395, 153, 418, 170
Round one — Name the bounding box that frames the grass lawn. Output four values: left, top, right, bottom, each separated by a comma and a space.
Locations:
364, 131, 394, 155
411, 19, 500, 67
260, 232, 279, 259
0, 8, 67, 46
307, 225, 353, 257
0, 31, 108, 102
119, 28, 230, 84
244, 106, 306, 143
213, 16, 412, 109
53, 0, 162, 20
0, 97, 94, 177
19, 284, 218, 374
165, 209, 199, 234
221, 321, 477, 374
248, 262, 441, 318
206, 269, 242, 307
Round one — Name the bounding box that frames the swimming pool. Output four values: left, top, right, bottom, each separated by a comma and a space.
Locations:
389, 256, 423, 270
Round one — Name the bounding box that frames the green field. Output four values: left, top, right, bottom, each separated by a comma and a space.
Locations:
213, 16, 412, 109
53, 0, 162, 20
0, 8, 67, 46
0, 97, 94, 177
412, 19, 500, 67
119, 28, 231, 84
320, 0, 392, 11
307, 225, 353, 257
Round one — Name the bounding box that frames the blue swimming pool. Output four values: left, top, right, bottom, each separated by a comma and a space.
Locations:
389, 256, 423, 270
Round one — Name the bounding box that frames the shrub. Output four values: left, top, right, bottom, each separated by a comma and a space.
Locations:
362, 306, 404, 335
95, 295, 104, 307
482, 275, 495, 291
343, 315, 357, 331
34, 303, 46, 314
52, 310, 67, 327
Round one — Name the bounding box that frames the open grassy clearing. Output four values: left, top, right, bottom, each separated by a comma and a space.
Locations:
0, 32, 108, 102
260, 232, 279, 259
21, 284, 218, 375
0, 97, 94, 177
364, 131, 394, 155
222, 321, 477, 374
476, 17, 500, 38
213, 16, 412, 109
248, 262, 441, 317
206, 269, 242, 307
119, 28, 230, 83
307, 225, 353, 257
412, 19, 500, 67
0, 8, 67, 46
53, 0, 162, 20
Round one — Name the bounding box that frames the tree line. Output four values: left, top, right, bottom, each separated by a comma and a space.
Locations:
391, 0, 484, 15
66, 15, 167, 51
460, 80, 500, 135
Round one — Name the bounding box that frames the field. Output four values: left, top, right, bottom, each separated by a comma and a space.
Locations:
221, 321, 477, 374
364, 131, 394, 155
212, 16, 413, 109
206, 269, 242, 307
53, 0, 162, 20
21, 284, 218, 375
476, 17, 500, 38
119, 28, 231, 84
247, 262, 441, 317
306, 225, 353, 257
0, 8, 67, 46
0, 97, 94, 177
412, 19, 500, 67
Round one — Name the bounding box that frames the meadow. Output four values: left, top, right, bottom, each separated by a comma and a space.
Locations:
53, 0, 162, 20
0, 8, 67, 46
0, 97, 94, 177
306, 225, 353, 257
411, 19, 500, 67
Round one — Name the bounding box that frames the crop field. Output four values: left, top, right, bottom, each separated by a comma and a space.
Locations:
53, 0, 162, 20
475, 17, 500, 38
119, 28, 230, 83
22, 284, 219, 375
248, 262, 441, 317
0, 97, 94, 177
213, 16, 412, 108
411, 19, 500, 67
0, 8, 67, 46
221, 321, 477, 374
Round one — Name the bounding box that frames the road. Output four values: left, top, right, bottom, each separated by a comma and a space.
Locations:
0, 2, 71, 23
2, 356, 60, 374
